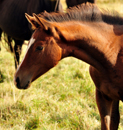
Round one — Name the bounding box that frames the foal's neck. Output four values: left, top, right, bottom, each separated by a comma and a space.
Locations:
57, 22, 121, 73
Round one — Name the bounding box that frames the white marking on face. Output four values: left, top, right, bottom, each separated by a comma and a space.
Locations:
16, 37, 35, 73
27, 37, 36, 50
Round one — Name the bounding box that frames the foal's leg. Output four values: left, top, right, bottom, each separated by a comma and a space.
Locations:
14, 40, 23, 69
89, 66, 113, 130
110, 100, 120, 130
96, 89, 113, 130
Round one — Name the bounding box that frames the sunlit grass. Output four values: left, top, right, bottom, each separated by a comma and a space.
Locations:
0, 43, 100, 130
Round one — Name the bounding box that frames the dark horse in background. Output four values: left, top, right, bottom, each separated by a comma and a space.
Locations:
0, 0, 63, 68
66, 0, 96, 8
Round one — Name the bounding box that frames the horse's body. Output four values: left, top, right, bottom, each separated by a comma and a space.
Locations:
66, 0, 96, 7
0, 0, 63, 68
14, 3, 123, 130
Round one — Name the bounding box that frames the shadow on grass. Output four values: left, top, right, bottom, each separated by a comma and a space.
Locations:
25, 116, 40, 130
0, 70, 5, 83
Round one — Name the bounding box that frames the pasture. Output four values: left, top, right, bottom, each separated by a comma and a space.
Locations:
1, 0, 123, 130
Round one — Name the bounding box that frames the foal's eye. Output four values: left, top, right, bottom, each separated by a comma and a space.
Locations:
35, 46, 43, 51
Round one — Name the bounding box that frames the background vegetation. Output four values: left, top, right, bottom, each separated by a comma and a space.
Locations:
0, 0, 123, 129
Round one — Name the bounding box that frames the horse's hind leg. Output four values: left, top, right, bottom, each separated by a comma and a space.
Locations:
8, 36, 14, 53
110, 100, 120, 130
14, 39, 23, 69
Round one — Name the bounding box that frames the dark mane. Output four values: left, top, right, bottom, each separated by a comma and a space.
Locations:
38, 3, 123, 25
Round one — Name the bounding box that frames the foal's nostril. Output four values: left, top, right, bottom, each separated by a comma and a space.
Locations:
24, 81, 31, 89
16, 77, 20, 87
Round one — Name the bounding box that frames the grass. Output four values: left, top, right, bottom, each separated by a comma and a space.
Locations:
0, 0, 123, 130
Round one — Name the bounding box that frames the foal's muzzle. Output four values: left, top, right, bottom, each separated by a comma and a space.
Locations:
14, 77, 31, 89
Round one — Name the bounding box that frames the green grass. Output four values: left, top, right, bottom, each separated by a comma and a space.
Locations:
0, 44, 99, 130
0, 0, 123, 130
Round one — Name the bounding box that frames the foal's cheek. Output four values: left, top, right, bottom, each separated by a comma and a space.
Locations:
50, 51, 62, 67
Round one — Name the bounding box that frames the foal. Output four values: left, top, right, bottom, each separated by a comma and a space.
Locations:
14, 3, 123, 130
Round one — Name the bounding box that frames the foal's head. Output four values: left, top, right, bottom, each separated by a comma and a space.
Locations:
14, 3, 102, 89
14, 14, 62, 89
14, 3, 123, 89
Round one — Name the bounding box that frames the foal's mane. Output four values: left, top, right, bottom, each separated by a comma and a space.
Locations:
38, 3, 123, 25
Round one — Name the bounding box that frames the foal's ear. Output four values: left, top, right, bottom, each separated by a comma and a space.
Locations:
32, 13, 60, 39
33, 13, 52, 30
25, 13, 39, 30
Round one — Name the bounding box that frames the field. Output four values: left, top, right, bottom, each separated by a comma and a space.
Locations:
1, 0, 123, 130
